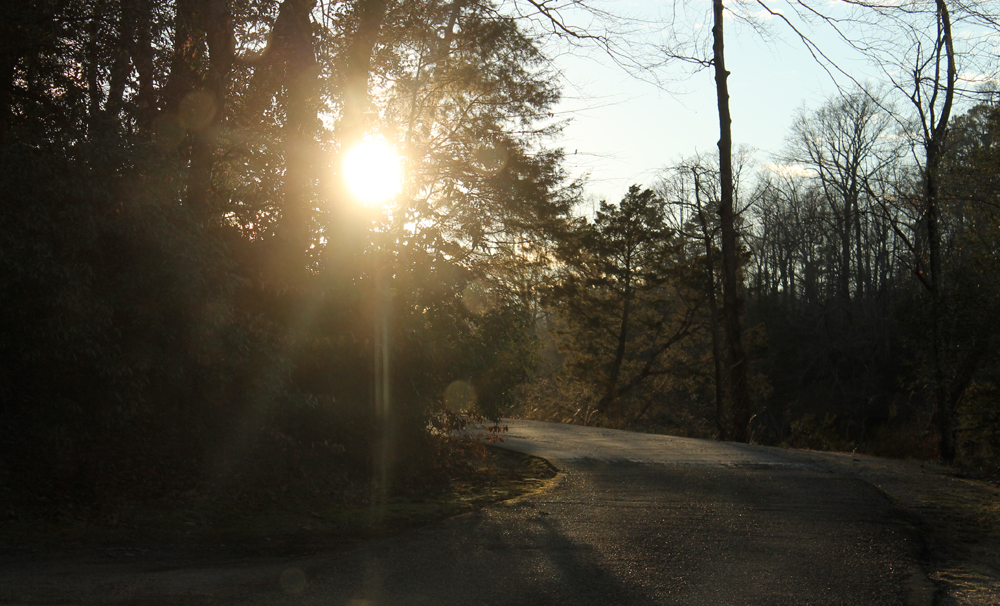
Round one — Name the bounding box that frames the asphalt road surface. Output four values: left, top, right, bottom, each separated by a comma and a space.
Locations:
3, 419, 934, 605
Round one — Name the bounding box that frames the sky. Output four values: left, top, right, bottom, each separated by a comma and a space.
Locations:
527, 0, 930, 203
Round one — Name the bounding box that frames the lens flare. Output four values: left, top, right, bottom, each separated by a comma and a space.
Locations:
341, 138, 403, 206
444, 380, 477, 412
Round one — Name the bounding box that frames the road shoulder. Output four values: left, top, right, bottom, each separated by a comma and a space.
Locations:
769, 446, 1000, 605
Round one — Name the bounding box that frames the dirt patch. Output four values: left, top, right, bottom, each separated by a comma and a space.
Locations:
775, 447, 1000, 605
0, 445, 558, 566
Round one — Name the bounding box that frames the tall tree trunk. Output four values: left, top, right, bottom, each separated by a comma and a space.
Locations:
840, 199, 852, 302
926, 0, 957, 463
340, 0, 390, 148
0, 52, 15, 141
242, 0, 320, 260
239, 0, 320, 262
852, 185, 866, 300
131, 0, 157, 130
161, 0, 214, 219
278, 0, 319, 262
104, 2, 132, 121
694, 170, 726, 439
712, 0, 752, 442
85, 7, 104, 137
162, 0, 199, 117
329, 0, 390, 264
160, 0, 234, 223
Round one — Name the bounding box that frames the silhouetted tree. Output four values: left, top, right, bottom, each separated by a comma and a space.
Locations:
547, 186, 699, 420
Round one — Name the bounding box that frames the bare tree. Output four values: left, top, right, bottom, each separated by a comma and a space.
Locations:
707, 0, 755, 441
782, 87, 903, 303
753, 0, 1000, 461
657, 148, 757, 439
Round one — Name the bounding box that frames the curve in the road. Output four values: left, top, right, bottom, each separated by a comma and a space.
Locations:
1, 419, 936, 606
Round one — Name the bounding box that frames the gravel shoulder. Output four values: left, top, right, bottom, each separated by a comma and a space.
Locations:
762, 446, 1000, 606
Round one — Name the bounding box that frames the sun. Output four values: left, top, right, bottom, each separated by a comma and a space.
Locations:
341, 138, 403, 206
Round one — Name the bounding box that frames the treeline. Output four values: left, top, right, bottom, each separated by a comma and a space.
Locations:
521, 88, 1000, 471
745, 92, 1000, 465
0, 0, 572, 511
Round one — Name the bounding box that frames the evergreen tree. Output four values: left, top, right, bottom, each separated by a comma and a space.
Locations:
548, 186, 699, 420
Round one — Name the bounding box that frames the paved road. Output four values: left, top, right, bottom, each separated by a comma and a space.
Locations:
3, 420, 933, 605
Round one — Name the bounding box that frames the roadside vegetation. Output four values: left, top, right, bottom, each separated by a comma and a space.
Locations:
1, 439, 556, 557
513, 0, 1000, 479
1, 0, 566, 527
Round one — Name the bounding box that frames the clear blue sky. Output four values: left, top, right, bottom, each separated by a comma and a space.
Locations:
531, 0, 914, 203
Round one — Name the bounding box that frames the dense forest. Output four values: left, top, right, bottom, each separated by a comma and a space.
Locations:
524, 91, 1000, 473
1, 0, 575, 512
2, 0, 999, 518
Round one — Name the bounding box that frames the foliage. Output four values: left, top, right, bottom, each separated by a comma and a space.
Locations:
736, 93, 1000, 466
0, 0, 572, 513
543, 186, 702, 422
524, 94, 1000, 467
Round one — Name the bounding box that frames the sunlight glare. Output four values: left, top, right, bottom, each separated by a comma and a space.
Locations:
342, 138, 403, 206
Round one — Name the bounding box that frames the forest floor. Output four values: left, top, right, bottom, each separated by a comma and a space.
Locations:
780, 447, 1000, 605
0, 443, 558, 566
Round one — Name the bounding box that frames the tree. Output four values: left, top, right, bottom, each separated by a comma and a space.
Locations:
754, 0, 1000, 463
783, 87, 901, 303
934, 100, 1000, 463
548, 186, 699, 420
379, 1, 575, 287
658, 0, 772, 441
709, 0, 754, 442
0, 0, 578, 508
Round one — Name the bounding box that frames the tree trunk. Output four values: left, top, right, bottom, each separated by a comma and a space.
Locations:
85, 8, 103, 136
927, 0, 957, 463
927, 139, 953, 461
693, 170, 726, 439
186, 0, 234, 224
131, 0, 157, 129
840, 198, 852, 302
162, 0, 199, 117
104, 1, 133, 121
712, 0, 752, 442
328, 0, 390, 265
340, 0, 390, 148
255, 0, 320, 262
0, 52, 14, 141
599, 276, 633, 415
853, 187, 866, 300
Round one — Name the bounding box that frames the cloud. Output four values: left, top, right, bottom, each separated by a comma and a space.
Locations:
959, 72, 998, 86
764, 162, 814, 178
